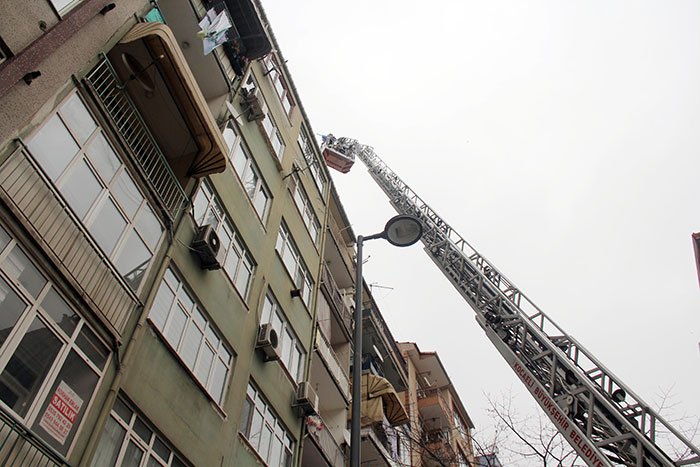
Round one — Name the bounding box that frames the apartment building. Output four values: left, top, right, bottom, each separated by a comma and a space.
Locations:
398, 342, 475, 467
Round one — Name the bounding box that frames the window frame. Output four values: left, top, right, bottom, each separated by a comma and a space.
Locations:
289, 172, 321, 247
25, 91, 165, 293
192, 180, 256, 300
275, 221, 314, 309
239, 382, 295, 467
147, 267, 234, 407
0, 224, 110, 457
242, 73, 285, 162
222, 121, 272, 224
260, 291, 305, 383
297, 127, 326, 198
262, 55, 295, 120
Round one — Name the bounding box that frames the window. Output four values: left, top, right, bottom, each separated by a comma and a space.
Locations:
0, 37, 12, 66
290, 173, 321, 245
260, 292, 305, 382
222, 122, 271, 221
0, 225, 109, 456
263, 56, 295, 119
26, 92, 164, 291
91, 396, 189, 467
297, 128, 326, 197
192, 181, 255, 298
243, 74, 285, 161
275, 222, 314, 307
148, 268, 233, 405
239, 383, 294, 467
49, 0, 82, 15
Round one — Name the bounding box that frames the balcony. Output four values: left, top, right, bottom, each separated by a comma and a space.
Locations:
320, 263, 352, 335
423, 429, 456, 467
0, 143, 137, 336
302, 415, 345, 467
360, 423, 396, 467
417, 387, 452, 431
0, 404, 69, 466
315, 328, 350, 400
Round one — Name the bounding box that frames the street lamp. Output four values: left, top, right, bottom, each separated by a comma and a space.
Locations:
350, 214, 423, 467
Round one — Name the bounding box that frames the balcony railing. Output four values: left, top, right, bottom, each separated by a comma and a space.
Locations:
0, 404, 70, 466
0, 143, 138, 335
321, 264, 352, 333
316, 327, 350, 399
84, 54, 188, 221
306, 416, 345, 467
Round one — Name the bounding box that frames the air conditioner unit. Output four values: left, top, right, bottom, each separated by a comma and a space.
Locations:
240, 88, 265, 122
192, 224, 222, 270
293, 381, 319, 417
256, 323, 281, 362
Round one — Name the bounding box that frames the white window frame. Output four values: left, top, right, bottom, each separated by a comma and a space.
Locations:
297, 127, 326, 197
148, 267, 233, 406
290, 173, 321, 246
90, 396, 189, 467
0, 224, 110, 456
243, 73, 285, 161
192, 181, 255, 299
275, 221, 314, 308
49, 0, 82, 15
239, 382, 295, 467
260, 291, 305, 382
262, 55, 295, 120
222, 121, 271, 222
26, 91, 164, 292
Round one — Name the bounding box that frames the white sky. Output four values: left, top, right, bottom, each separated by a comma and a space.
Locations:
262, 0, 700, 461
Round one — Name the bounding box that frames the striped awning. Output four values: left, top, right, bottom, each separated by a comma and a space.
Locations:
120, 23, 227, 177
356, 373, 409, 427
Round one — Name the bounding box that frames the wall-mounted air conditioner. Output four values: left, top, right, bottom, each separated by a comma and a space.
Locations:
256, 323, 281, 362
293, 381, 319, 417
240, 88, 264, 122
192, 224, 223, 270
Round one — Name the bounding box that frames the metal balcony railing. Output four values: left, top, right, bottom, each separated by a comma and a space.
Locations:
306, 415, 345, 467
0, 404, 70, 466
84, 54, 188, 221
321, 264, 352, 333
316, 327, 350, 399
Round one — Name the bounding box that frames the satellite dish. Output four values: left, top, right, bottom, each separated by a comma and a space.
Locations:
120, 53, 157, 92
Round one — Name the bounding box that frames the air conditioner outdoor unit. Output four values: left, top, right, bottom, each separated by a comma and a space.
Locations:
293, 381, 319, 417
240, 88, 265, 122
192, 224, 223, 270
256, 323, 281, 362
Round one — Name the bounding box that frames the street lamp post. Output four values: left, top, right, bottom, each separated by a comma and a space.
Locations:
350, 214, 423, 467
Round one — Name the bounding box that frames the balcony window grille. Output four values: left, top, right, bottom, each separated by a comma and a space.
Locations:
0, 225, 109, 455
90, 396, 189, 466
148, 268, 233, 405
239, 382, 294, 467
260, 291, 305, 382
222, 122, 271, 221
192, 181, 255, 298
275, 222, 314, 307
26, 92, 164, 291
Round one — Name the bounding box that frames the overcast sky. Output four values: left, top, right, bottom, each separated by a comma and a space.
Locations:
262, 1, 700, 462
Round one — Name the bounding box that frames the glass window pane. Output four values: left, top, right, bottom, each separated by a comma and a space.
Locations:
27, 114, 79, 181
133, 417, 152, 442
0, 277, 27, 349
164, 305, 187, 349
89, 415, 126, 467
195, 344, 214, 383
135, 205, 162, 251
76, 325, 109, 370
146, 455, 165, 467
248, 409, 263, 450
259, 425, 272, 461
232, 148, 247, 176
113, 397, 132, 423
243, 168, 258, 199
222, 125, 236, 152
40, 288, 79, 336
253, 187, 268, 219
234, 266, 250, 299
0, 227, 9, 252
239, 397, 252, 433
149, 281, 174, 330
3, 245, 47, 297
122, 441, 144, 467
204, 326, 219, 348
89, 198, 127, 255
171, 456, 187, 467
269, 435, 283, 467
86, 132, 120, 182
210, 359, 227, 404
111, 170, 142, 218
32, 349, 100, 454
223, 250, 241, 283
192, 190, 209, 225
0, 318, 62, 417
61, 94, 97, 144
115, 231, 151, 290
180, 323, 202, 369
61, 159, 102, 220
153, 436, 171, 461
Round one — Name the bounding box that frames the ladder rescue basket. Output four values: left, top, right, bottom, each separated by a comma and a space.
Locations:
322, 146, 355, 173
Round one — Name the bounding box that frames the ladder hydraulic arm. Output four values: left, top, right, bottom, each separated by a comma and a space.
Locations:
326, 137, 700, 467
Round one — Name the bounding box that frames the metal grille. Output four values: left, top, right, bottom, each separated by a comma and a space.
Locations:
84, 54, 187, 220
0, 405, 69, 466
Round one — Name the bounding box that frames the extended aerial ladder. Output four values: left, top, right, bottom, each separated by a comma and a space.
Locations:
322, 137, 700, 467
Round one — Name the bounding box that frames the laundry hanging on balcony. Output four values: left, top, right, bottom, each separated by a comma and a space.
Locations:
198, 7, 232, 55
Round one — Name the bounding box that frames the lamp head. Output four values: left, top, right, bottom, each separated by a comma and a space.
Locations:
383, 215, 422, 247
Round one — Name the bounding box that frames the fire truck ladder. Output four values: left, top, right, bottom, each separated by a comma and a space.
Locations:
329, 137, 700, 467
